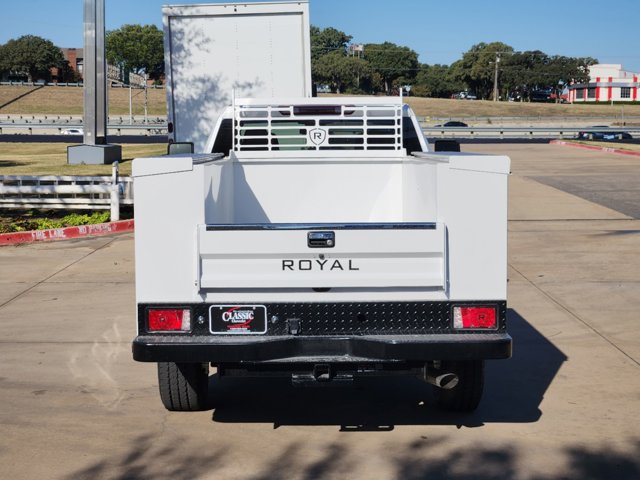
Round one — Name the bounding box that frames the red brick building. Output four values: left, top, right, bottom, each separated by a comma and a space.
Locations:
50, 48, 84, 82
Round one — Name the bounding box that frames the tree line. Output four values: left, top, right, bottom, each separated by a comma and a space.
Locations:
0, 25, 163, 84
0, 35, 71, 83
1, 24, 597, 101
311, 27, 598, 100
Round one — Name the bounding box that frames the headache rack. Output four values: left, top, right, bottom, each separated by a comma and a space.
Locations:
232, 97, 404, 152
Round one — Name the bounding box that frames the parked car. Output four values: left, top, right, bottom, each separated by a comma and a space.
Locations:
434, 121, 469, 128
458, 91, 477, 100
576, 127, 632, 141
530, 89, 553, 102
61, 128, 84, 135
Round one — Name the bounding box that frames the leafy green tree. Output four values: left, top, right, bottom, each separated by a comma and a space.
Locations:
499, 50, 547, 99
0, 43, 5, 77
547, 55, 597, 84
57, 59, 81, 83
313, 51, 372, 93
450, 42, 514, 99
499, 51, 597, 100
106, 24, 164, 79
413, 64, 463, 98
0, 35, 64, 82
310, 26, 359, 91
310, 26, 352, 62
363, 42, 418, 93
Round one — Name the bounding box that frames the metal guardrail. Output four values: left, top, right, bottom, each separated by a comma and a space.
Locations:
0, 162, 133, 221
418, 115, 640, 124
420, 126, 640, 139
0, 123, 167, 135
0, 115, 166, 124
1, 121, 638, 138
0, 81, 165, 88
2, 123, 639, 138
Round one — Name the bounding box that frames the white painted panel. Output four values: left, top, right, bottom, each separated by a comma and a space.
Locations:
232, 161, 405, 223
436, 155, 509, 300
134, 136, 509, 304
164, 2, 311, 152
199, 226, 446, 289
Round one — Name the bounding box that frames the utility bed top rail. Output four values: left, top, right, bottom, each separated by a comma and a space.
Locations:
205, 222, 438, 231
233, 97, 404, 154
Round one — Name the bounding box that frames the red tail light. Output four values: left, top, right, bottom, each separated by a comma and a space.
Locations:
148, 309, 191, 332
453, 306, 497, 329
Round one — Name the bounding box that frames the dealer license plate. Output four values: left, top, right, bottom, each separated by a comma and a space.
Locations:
209, 305, 267, 335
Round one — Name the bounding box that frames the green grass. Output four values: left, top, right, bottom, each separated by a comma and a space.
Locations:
0, 143, 166, 176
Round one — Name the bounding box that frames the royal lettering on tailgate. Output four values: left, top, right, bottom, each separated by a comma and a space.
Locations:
282, 259, 359, 271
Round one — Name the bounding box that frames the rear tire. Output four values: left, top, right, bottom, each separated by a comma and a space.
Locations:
432, 360, 484, 412
157, 362, 209, 411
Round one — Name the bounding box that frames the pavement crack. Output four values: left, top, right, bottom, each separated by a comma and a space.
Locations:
509, 262, 640, 368
0, 237, 118, 310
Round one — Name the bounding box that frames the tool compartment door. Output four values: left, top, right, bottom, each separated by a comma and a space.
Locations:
198, 224, 446, 290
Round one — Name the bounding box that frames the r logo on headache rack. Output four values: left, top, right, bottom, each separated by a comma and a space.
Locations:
308, 128, 328, 146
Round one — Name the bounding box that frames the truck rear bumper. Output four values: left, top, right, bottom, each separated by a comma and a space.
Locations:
132, 333, 512, 363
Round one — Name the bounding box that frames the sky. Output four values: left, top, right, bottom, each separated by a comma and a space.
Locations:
1, 0, 639, 72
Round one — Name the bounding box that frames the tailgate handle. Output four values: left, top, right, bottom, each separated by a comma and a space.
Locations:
308, 231, 335, 248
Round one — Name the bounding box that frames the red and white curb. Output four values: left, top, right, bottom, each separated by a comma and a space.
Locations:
550, 140, 640, 157
0, 219, 134, 246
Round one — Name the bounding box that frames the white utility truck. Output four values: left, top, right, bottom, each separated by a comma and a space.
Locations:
132, 1, 511, 413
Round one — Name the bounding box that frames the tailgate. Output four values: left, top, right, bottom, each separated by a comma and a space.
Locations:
197, 223, 446, 289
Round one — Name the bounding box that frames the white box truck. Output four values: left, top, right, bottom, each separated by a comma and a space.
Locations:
132, 1, 511, 413
163, 1, 312, 153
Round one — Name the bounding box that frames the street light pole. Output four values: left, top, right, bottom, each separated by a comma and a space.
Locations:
144, 73, 148, 124
68, 0, 121, 164
82, 0, 106, 145
493, 53, 501, 102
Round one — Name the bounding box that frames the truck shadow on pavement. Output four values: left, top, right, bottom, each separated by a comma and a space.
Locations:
210, 309, 567, 429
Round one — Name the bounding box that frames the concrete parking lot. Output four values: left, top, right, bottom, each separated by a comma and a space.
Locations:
1, 143, 639, 479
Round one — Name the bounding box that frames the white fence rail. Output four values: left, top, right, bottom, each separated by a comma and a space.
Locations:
0, 162, 133, 221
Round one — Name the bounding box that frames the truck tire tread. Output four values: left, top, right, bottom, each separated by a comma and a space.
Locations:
158, 362, 209, 411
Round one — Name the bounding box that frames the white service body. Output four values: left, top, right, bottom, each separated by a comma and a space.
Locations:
133, 97, 509, 306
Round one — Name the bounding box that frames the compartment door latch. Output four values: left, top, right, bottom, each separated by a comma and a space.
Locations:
308, 231, 335, 248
